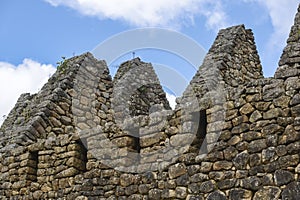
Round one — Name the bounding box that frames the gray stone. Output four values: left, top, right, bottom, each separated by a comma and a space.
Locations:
263, 108, 282, 119
186, 195, 204, 200
248, 139, 267, 153
290, 93, 300, 105
253, 186, 281, 200
161, 189, 176, 199
148, 189, 161, 200
262, 147, 277, 163
217, 178, 237, 189
229, 188, 252, 200
233, 151, 249, 169
240, 103, 255, 115
240, 176, 262, 191
223, 146, 238, 160
120, 174, 134, 187
281, 182, 300, 200
199, 180, 216, 193
138, 184, 149, 194
213, 161, 233, 170
274, 170, 294, 186
207, 190, 226, 200
176, 174, 189, 186
190, 173, 209, 183
175, 187, 187, 199
169, 134, 195, 147
168, 163, 187, 179
250, 110, 262, 122
291, 104, 300, 117
263, 82, 284, 101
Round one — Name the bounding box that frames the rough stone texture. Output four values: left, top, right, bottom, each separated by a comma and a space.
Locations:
1, 3, 300, 199
253, 186, 281, 200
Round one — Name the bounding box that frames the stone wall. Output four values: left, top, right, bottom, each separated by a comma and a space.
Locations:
0, 4, 300, 200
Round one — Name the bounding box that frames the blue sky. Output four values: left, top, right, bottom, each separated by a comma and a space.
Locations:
0, 0, 299, 124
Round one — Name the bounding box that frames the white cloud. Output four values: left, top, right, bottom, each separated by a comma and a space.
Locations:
199, 1, 229, 30
0, 59, 56, 125
45, 0, 229, 30
244, 0, 299, 51
166, 93, 177, 109
260, 1, 298, 49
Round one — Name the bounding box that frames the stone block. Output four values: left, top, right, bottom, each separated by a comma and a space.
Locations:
168, 163, 187, 179
240, 103, 255, 115
229, 188, 252, 200
274, 170, 294, 186
140, 132, 166, 147
175, 187, 187, 199
169, 134, 195, 147
199, 180, 216, 193
213, 161, 233, 170
253, 186, 281, 200
207, 190, 226, 200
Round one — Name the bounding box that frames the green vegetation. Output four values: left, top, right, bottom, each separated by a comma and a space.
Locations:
138, 85, 148, 94
57, 56, 69, 74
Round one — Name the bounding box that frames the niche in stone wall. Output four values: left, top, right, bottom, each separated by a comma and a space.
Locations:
133, 135, 141, 154
121, 126, 141, 154
131, 127, 141, 154
77, 139, 88, 172
25, 151, 39, 182
67, 139, 88, 172
190, 110, 208, 153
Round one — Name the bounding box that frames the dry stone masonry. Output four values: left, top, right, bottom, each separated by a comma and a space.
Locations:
1, 4, 300, 200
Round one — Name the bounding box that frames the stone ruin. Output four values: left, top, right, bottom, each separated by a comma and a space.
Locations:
0, 4, 300, 200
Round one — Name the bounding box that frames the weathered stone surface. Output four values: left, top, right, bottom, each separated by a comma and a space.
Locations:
199, 180, 216, 193
176, 174, 189, 186
148, 189, 161, 200
213, 161, 233, 170
168, 163, 187, 179
262, 124, 283, 135
169, 134, 194, 147
233, 151, 249, 169
140, 132, 166, 147
263, 82, 284, 101
279, 125, 300, 144
229, 188, 252, 200
190, 173, 209, 183
240, 103, 255, 115
263, 108, 282, 119
1, 5, 300, 199
55, 167, 79, 178
249, 110, 262, 122
248, 139, 267, 153
175, 187, 187, 199
186, 194, 204, 200
138, 184, 149, 194
160, 189, 175, 199
253, 186, 281, 200
231, 123, 250, 134
240, 176, 262, 191
120, 174, 135, 187
281, 182, 300, 200
207, 190, 226, 200
290, 93, 300, 105
223, 146, 238, 161
217, 178, 236, 189
274, 170, 294, 186
262, 147, 277, 163
274, 95, 291, 108
291, 104, 300, 116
